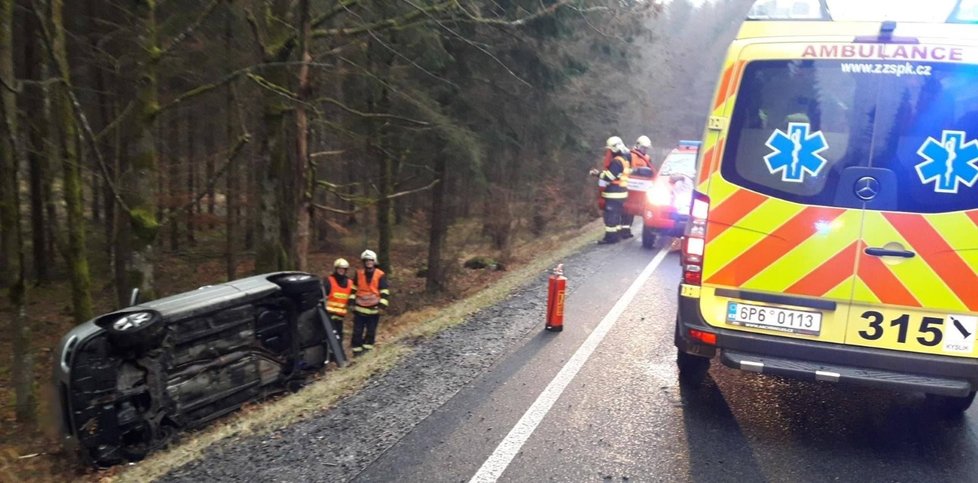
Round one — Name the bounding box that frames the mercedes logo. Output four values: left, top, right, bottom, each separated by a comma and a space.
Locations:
855, 176, 880, 201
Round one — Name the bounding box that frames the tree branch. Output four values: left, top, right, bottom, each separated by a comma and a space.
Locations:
157, 69, 247, 114
398, 0, 531, 87
29, 0, 132, 214
159, 0, 223, 57
158, 132, 250, 228
311, 1, 455, 39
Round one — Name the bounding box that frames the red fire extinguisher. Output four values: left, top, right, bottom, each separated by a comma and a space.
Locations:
546, 264, 566, 332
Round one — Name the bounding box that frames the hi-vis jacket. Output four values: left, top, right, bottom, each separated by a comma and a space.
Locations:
352, 268, 390, 316
629, 148, 652, 171
599, 154, 631, 199
324, 274, 353, 317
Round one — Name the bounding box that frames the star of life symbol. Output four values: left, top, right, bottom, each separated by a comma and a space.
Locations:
764, 122, 829, 183
915, 130, 978, 194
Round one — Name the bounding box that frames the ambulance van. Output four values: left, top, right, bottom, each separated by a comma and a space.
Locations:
675, 0, 978, 413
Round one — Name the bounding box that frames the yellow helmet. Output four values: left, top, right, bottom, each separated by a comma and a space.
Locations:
334, 258, 350, 269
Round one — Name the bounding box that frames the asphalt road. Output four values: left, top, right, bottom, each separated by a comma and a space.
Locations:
164, 231, 978, 482
353, 236, 978, 483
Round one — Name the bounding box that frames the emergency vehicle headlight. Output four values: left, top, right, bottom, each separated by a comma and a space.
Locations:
747, 0, 827, 20
691, 198, 709, 220
674, 193, 692, 213
686, 237, 705, 256
647, 183, 672, 206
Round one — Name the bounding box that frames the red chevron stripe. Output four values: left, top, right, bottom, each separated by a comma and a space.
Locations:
857, 252, 920, 307
884, 213, 978, 311
697, 144, 717, 185
713, 64, 735, 110
787, 242, 859, 297
706, 206, 844, 287
968, 210, 978, 227
706, 189, 767, 241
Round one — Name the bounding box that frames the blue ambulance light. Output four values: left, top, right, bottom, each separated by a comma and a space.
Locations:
950, 0, 978, 22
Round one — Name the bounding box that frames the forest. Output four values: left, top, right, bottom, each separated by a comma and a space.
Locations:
0, 0, 752, 479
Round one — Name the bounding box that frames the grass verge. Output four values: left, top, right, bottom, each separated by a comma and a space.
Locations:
108, 220, 603, 482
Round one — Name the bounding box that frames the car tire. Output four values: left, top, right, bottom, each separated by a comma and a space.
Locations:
98, 310, 165, 352
926, 391, 976, 415
271, 273, 321, 297
642, 226, 657, 249
677, 349, 710, 386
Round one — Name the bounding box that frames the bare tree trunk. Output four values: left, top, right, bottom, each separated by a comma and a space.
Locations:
425, 152, 447, 293
125, 0, 161, 299
169, 118, 180, 251
50, 0, 93, 323
206, 122, 215, 228
24, 15, 50, 284
186, 109, 196, 244
0, 0, 13, 286
294, 0, 312, 271
2, 0, 35, 423
224, 2, 236, 280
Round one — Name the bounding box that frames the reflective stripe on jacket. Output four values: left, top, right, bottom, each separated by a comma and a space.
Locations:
600, 155, 630, 199
630, 148, 651, 170
353, 268, 390, 315
325, 274, 353, 316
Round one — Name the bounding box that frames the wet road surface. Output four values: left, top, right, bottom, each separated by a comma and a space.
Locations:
355, 237, 978, 483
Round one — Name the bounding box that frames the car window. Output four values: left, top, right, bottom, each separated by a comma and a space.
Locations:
723, 58, 978, 213
868, 63, 978, 213
659, 152, 697, 178
721, 59, 876, 207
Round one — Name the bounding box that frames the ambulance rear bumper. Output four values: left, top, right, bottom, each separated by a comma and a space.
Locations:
676, 293, 978, 396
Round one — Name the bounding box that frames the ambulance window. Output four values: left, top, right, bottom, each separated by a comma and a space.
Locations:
868, 63, 978, 213
722, 59, 878, 207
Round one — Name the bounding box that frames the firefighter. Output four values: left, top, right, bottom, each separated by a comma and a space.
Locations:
323, 258, 354, 361
630, 135, 653, 170
598, 136, 630, 244
350, 249, 390, 356
618, 135, 653, 238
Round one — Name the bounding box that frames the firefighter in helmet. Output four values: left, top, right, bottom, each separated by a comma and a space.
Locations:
630, 135, 653, 170
620, 135, 653, 239
323, 258, 355, 361
350, 249, 390, 356
598, 136, 631, 244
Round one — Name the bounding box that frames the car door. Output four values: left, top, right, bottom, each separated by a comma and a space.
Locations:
697, 49, 877, 345
844, 59, 978, 357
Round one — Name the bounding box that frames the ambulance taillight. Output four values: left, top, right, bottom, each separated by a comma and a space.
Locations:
682, 191, 710, 285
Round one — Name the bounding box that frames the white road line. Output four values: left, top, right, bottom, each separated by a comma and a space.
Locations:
470, 246, 672, 483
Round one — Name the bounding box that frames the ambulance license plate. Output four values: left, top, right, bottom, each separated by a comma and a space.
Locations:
726, 302, 822, 336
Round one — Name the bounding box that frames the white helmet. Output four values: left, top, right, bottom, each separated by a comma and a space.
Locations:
334, 258, 350, 269
605, 136, 627, 154
360, 249, 377, 262
636, 135, 652, 149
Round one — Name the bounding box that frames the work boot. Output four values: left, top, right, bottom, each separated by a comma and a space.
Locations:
620, 229, 634, 239
597, 232, 619, 245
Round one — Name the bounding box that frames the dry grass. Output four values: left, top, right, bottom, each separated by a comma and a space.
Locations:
108, 220, 602, 482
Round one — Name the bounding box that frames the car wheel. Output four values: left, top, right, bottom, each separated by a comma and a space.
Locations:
99, 310, 164, 351
271, 273, 321, 297
642, 226, 657, 249
926, 391, 976, 415
677, 349, 710, 386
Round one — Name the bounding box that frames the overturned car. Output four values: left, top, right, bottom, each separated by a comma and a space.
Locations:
54, 272, 337, 466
